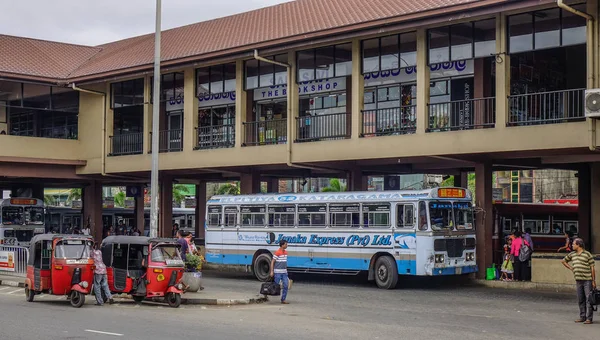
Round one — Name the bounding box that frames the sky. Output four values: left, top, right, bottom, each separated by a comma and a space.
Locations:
0, 0, 292, 46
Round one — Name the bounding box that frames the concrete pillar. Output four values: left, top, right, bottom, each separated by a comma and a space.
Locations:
590, 163, 600, 252
195, 182, 207, 240
475, 163, 493, 279
159, 176, 173, 238
235, 60, 247, 148
351, 38, 364, 139
494, 14, 509, 128
266, 178, 280, 193
347, 169, 367, 191
83, 181, 103, 244
183, 67, 199, 151
578, 165, 592, 248
288, 51, 299, 143
143, 76, 151, 154
416, 29, 430, 134
454, 172, 469, 189
134, 189, 144, 234
240, 173, 261, 194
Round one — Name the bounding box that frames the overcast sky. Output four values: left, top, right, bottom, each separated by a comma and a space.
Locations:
0, 0, 291, 46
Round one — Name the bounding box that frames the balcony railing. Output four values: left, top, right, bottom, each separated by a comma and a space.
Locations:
361, 106, 416, 137
149, 129, 183, 153
428, 97, 496, 132
508, 89, 585, 126
196, 124, 235, 150
109, 132, 143, 156
243, 119, 287, 146
296, 112, 350, 142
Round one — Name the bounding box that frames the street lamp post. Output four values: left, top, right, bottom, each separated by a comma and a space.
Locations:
149, 0, 162, 238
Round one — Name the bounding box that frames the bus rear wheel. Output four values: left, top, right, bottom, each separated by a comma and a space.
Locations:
253, 253, 272, 282
374, 256, 398, 289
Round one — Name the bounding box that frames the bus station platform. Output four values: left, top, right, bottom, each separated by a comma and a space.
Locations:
0, 274, 266, 306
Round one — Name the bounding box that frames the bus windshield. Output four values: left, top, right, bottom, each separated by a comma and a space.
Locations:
4, 229, 34, 242
1, 207, 24, 225
453, 202, 474, 229
428, 201, 454, 231
54, 240, 93, 259
25, 207, 44, 225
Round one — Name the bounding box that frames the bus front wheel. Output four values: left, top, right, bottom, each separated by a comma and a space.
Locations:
374, 256, 398, 289
253, 253, 272, 282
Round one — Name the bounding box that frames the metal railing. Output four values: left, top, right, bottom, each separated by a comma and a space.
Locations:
428, 97, 496, 132
196, 124, 235, 150
109, 132, 143, 156
508, 89, 585, 126
296, 112, 351, 142
361, 106, 416, 137
149, 129, 183, 153
243, 119, 287, 146
0, 245, 29, 278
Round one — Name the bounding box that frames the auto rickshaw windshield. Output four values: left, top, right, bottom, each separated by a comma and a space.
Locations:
55, 240, 93, 259
151, 245, 182, 263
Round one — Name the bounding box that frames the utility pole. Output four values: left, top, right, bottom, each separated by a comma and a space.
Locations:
149, 0, 162, 238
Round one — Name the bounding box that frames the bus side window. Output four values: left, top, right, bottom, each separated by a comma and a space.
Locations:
418, 201, 427, 231
397, 204, 415, 228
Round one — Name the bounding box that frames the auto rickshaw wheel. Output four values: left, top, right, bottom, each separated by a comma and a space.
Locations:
25, 287, 34, 302
132, 295, 145, 303
165, 293, 181, 308
70, 291, 85, 308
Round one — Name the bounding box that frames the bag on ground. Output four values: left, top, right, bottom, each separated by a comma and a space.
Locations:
260, 281, 281, 296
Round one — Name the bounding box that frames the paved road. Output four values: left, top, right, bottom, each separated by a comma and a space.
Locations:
0, 272, 596, 340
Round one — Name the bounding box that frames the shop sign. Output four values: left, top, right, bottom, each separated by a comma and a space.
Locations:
364, 60, 474, 87
198, 91, 236, 108
71, 200, 82, 209
166, 94, 184, 111
492, 188, 504, 203
185, 198, 197, 209
253, 78, 347, 101
0, 251, 15, 272
103, 197, 115, 209
124, 199, 135, 209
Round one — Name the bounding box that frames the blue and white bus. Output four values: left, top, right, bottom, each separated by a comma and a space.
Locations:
205, 187, 477, 289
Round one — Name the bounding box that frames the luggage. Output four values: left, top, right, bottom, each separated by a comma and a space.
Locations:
260, 281, 281, 296
589, 288, 600, 312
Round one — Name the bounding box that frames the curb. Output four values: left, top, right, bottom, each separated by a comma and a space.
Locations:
475, 279, 576, 293
0, 279, 25, 288
181, 295, 267, 305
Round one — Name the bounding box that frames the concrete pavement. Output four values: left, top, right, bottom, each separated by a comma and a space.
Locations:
0, 271, 597, 340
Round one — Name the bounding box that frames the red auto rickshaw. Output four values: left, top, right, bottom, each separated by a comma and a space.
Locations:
25, 234, 94, 308
101, 236, 185, 307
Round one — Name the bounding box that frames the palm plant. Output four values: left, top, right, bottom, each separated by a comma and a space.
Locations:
217, 182, 240, 195
321, 179, 346, 192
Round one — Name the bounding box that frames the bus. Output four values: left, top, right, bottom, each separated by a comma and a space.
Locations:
0, 198, 46, 246
493, 202, 579, 257
45, 206, 197, 236
204, 188, 477, 289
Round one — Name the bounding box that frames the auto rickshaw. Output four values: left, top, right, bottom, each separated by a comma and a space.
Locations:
25, 234, 94, 308
101, 236, 185, 307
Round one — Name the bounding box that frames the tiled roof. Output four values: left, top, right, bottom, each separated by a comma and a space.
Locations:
0, 0, 517, 82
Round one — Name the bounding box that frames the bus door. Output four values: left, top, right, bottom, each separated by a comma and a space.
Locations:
393, 202, 417, 275
222, 206, 239, 265
205, 206, 223, 264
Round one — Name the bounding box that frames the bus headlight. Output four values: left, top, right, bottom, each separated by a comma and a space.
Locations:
435, 254, 445, 263
466, 253, 475, 262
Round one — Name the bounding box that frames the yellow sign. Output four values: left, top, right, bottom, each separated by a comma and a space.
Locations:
156, 274, 165, 282
438, 188, 466, 199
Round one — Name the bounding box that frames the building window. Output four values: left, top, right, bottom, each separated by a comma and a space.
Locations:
197, 63, 237, 95
151, 72, 184, 103
428, 19, 496, 64
508, 4, 587, 54
244, 54, 288, 90
111, 78, 144, 109
297, 43, 352, 82
362, 32, 417, 73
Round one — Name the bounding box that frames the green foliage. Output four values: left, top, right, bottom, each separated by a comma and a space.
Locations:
321, 179, 346, 192
217, 182, 240, 195
44, 195, 56, 206
185, 253, 203, 272
67, 188, 82, 203
114, 191, 126, 208
173, 184, 190, 205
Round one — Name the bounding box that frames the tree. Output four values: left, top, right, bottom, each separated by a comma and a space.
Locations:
44, 194, 56, 206
173, 184, 191, 205
114, 191, 126, 208
321, 179, 346, 192
67, 188, 82, 203
217, 182, 240, 195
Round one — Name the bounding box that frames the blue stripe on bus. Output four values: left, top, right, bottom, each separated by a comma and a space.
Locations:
207, 253, 417, 274
430, 265, 478, 276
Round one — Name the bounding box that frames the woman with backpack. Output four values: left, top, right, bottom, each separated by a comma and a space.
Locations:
510, 231, 531, 281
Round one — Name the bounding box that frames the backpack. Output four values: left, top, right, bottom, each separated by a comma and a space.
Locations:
518, 239, 532, 262
589, 289, 600, 312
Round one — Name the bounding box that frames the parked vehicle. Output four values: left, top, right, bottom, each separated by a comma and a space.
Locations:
25, 234, 94, 308
100, 236, 185, 307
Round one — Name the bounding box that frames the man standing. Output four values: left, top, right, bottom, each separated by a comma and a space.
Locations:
562, 238, 596, 324
270, 240, 290, 304
176, 231, 189, 261
91, 244, 114, 306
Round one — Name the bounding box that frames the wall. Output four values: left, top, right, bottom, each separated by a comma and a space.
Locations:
75, 83, 106, 174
